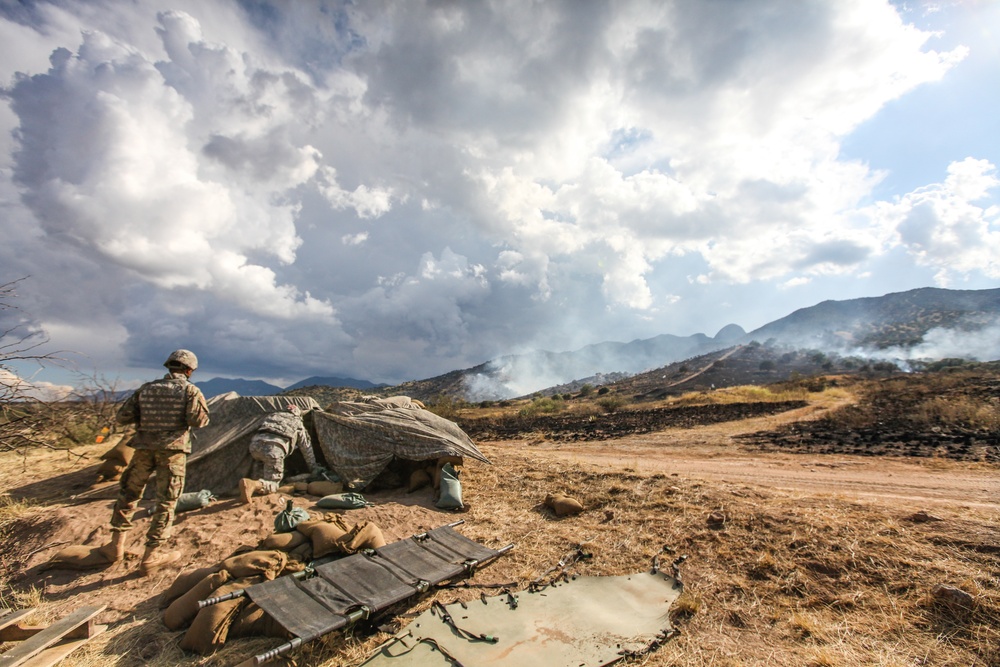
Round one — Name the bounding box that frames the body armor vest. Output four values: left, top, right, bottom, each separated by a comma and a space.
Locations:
137, 377, 189, 431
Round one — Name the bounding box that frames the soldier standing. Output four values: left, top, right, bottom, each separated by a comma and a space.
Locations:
97, 349, 210, 576
239, 404, 319, 503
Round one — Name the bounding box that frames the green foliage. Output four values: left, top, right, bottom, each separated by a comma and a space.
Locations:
425, 395, 467, 420
579, 384, 594, 396
759, 360, 776, 371
596, 396, 625, 413
597, 386, 610, 395
518, 397, 564, 417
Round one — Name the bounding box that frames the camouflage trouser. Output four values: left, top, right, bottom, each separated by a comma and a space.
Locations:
110, 448, 186, 548
249, 436, 287, 493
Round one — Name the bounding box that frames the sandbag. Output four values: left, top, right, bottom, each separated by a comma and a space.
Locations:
42, 545, 112, 571
180, 598, 242, 655
338, 521, 387, 553
94, 459, 126, 483
293, 481, 309, 493
316, 492, 373, 510
228, 602, 267, 639
295, 518, 323, 538
274, 500, 311, 533
437, 455, 464, 468
407, 469, 431, 493
306, 480, 344, 497
260, 530, 307, 551
288, 541, 314, 563
179, 577, 259, 655
176, 489, 216, 513
430, 464, 441, 490
435, 463, 464, 510
163, 570, 230, 631
311, 516, 351, 558
159, 565, 223, 609
100, 439, 135, 466
220, 550, 287, 580
545, 493, 585, 517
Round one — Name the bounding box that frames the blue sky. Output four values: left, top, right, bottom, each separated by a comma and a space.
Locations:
0, 0, 997, 398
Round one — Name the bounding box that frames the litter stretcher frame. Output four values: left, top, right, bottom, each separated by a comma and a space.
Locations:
199, 521, 512, 667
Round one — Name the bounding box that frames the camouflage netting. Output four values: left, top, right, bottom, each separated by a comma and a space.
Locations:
184, 394, 488, 496
185, 394, 321, 495
314, 400, 491, 489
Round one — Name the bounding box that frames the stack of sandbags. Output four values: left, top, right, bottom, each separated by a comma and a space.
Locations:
160, 549, 295, 655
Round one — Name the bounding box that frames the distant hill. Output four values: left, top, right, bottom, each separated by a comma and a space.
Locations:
195, 377, 283, 398
196, 375, 383, 399
747, 287, 1000, 349
369, 287, 1000, 402
195, 378, 282, 398
387, 325, 746, 402
284, 376, 384, 392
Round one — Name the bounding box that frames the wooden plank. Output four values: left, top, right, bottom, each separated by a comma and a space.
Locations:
0, 610, 36, 635
0, 606, 105, 667
17, 624, 106, 667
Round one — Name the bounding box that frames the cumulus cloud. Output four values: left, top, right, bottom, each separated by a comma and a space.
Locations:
4, 11, 333, 319
866, 158, 1000, 284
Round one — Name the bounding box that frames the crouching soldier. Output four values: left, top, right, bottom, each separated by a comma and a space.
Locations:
240, 404, 319, 503
98, 349, 210, 576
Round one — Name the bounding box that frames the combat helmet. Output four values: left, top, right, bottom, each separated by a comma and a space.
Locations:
163, 349, 199, 371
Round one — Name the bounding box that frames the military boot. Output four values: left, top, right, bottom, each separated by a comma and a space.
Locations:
138, 545, 181, 577
97, 531, 127, 563
239, 478, 263, 504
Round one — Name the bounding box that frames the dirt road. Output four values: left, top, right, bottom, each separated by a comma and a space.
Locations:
506, 399, 1000, 511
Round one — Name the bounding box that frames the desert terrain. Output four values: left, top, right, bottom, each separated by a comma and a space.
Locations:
1, 368, 998, 666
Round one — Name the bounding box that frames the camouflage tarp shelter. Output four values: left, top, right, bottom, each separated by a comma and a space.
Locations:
184, 394, 321, 494
313, 397, 491, 489
184, 394, 490, 495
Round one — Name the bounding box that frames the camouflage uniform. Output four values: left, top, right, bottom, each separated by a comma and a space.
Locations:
110, 371, 210, 547
248, 410, 317, 493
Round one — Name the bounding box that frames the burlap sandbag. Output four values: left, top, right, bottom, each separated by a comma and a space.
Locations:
429, 465, 441, 491
101, 440, 135, 466
437, 455, 464, 468
42, 545, 112, 571
288, 541, 313, 563
311, 516, 351, 558
94, 459, 126, 482
545, 493, 584, 517
180, 598, 241, 655
260, 530, 307, 551
295, 518, 323, 538
179, 577, 262, 655
307, 480, 343, 497
228, 602, 266, 638
163, 570, 230, 631
159, 565, 223, 609
228, 601, 292, 639
407, 469, 431, 493
220, 550, 287, 580
338, 521, 387, 553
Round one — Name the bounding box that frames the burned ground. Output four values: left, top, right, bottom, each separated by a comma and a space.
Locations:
459, 400, 808, 442
736, 369, 1000, 462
